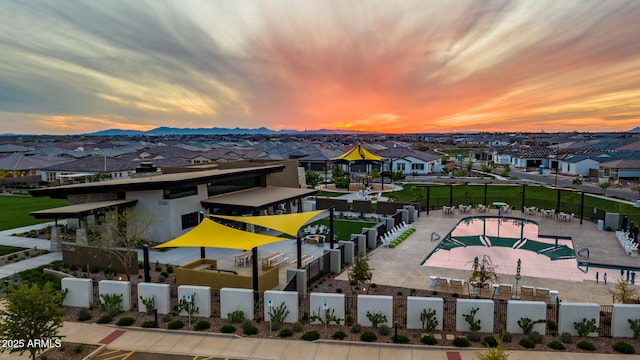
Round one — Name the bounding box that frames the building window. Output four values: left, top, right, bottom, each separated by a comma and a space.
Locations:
396, 163, 406, 171
163, 185, 198, 199
181, 212, 200, 229
207, 176, 261, 197
411, 163, 425, 171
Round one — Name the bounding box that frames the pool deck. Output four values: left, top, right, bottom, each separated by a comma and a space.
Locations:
335, 208, 640, 305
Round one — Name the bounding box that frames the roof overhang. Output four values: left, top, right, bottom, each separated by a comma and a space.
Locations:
202, 186, 317, 211
29, 200, 138, 219
29, 164, 285, 198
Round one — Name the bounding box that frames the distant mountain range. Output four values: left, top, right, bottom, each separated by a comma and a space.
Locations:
86, 127, 374, 136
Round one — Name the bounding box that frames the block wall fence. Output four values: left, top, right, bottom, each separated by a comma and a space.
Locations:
61, 281, 640, 337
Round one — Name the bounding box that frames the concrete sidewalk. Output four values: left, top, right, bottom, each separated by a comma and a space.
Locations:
32, 322, 640, 359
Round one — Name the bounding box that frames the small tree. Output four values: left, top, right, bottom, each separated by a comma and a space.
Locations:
572, 177, 583, 187
468, 255, 499, 298
391, 170, 406, 182
599, 181, 611, 195
500, 165, 511, 177
370, 168, 380, 179
90, 208, 154, 280
305, 170, 322, 188
348, 252, 373, 294
610, 277, 640, 303
177, 293, 199, 326
0, 283, 64, 360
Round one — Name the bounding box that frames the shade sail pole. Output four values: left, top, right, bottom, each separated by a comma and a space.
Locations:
252, 247, 259, 306
296, 236, 302, 269
329, 207, 335, 249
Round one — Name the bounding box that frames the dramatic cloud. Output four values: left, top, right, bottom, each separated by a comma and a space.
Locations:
1, 0, 639, 134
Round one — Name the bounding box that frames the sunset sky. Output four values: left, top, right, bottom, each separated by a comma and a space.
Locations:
1, 0, 639, 135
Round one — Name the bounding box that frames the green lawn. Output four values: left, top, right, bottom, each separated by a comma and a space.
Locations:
0, 196, 68, 231
307, 219, 376, 241
0, 245, 28, 256
389, 183, 640, 224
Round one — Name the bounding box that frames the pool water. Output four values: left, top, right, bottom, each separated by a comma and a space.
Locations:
422, 216, 593, 282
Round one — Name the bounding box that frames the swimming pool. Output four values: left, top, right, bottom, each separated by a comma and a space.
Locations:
422, 216, 593, 282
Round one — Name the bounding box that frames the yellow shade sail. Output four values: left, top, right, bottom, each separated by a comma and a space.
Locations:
155, 218, 289, 250
211, 209, 326, 237
332, 145, 382, 161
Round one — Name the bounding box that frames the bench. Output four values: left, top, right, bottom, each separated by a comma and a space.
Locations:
235, 251, 252, 267
262, 252, 289, 266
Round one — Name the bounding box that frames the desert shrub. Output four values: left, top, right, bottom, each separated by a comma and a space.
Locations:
576, 340, 596, 351
77, 309, 91, 322
194, 320, 211, 331
420, 335, 438, 345
291, 321, 304, 333
547, 340, 566, 350
519, 337, 535, 349
96, 315, 113, 324
168, 319, 185, 330
332, 330, 347, 340
219, 324, 236, 333
162, 314, 172, 323
452, 337, 470, 347
141, 320, 157, 328
467, 331, 481, 342
483, 335, 498, 348
301, 330, 320, 341
377, 324, 390, 336
166, 265, 174, 273
227, 309, 245, 323
612, 341, 635, 354
529, 330, 543, 344
573, 318, 598, 337
116, 317, 135, 326
393, 334, 410, 344
500, 331, 512, 343
242, 323, 259, 335
350, 323, 362, 333
560, 332, 573, 344
278, 328, 293, 338
546, 319, 558, 335
360, 331, 377, 342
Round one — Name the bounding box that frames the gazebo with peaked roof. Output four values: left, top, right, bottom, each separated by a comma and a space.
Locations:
331, 144, 383, 188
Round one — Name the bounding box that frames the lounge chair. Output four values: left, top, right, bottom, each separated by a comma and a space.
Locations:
534, 287, 550, 303
494, 284, 513, 300
520, 286, 535, 300
435, 277, 449, 291
449, 279, 465, 295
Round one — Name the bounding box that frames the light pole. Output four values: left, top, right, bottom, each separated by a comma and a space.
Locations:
513, 258, 522, 299
554, 151, 559, 187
